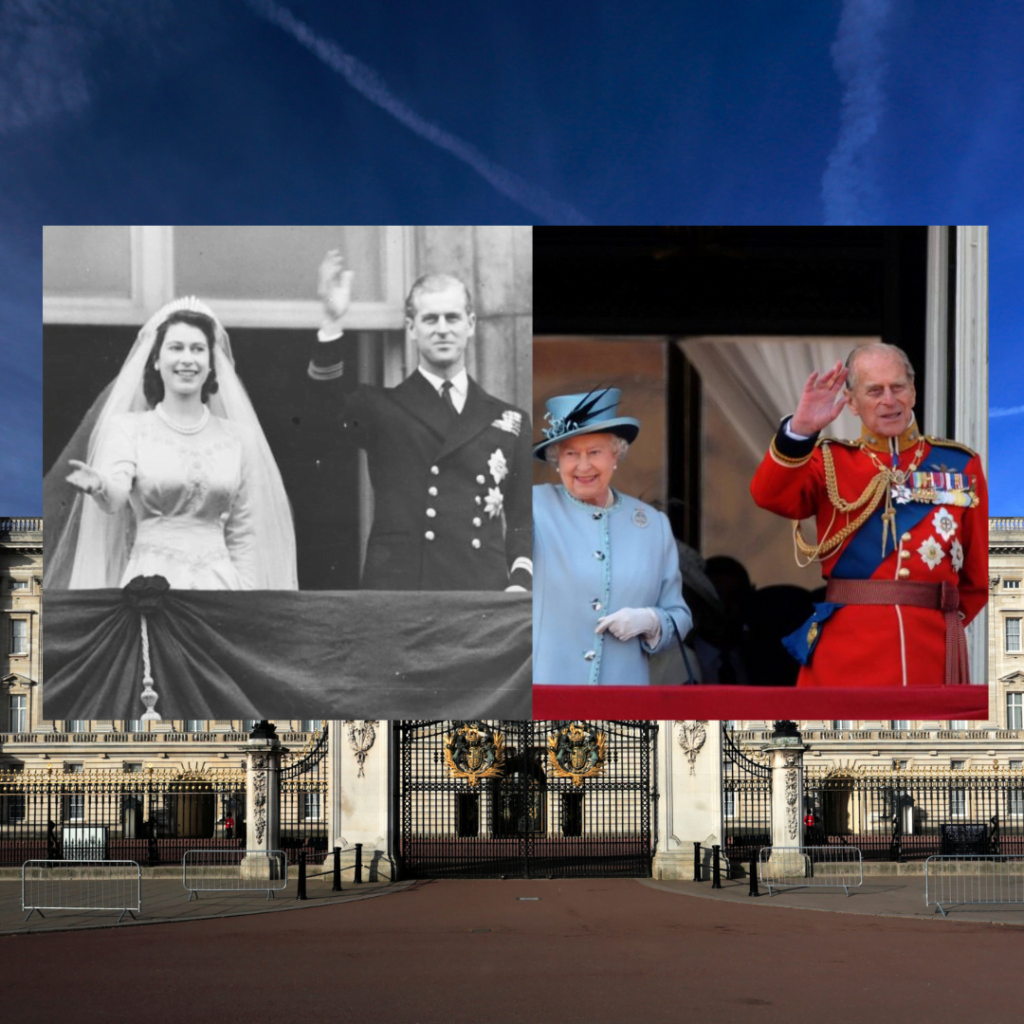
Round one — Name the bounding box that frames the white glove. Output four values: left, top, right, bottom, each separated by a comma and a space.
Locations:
595, 607, 659, 642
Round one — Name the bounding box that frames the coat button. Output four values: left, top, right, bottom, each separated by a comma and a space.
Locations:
594, 551, 605, 561
428, 486, 438, 497
901, 532, 912, 542
472, 539, 481, 549
898, 567, 910, 578
476, 474, 486, 484
583, 650, 596, 661
475, 496, 482, 505
592, 600, 603, 611
473, 517, 482, 527
426, 508, 437, 518
592, 512, 602, 520
900, 549, 910, 559
430, 466, 439, 476
425, 531, 435, 541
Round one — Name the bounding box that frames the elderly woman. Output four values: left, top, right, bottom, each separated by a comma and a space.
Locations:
533, 388, 693, 686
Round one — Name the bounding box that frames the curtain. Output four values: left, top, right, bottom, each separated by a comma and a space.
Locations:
44, 589, 532, 721
679, 336, 877, 461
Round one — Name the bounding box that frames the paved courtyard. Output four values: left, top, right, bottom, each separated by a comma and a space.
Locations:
3, 875, 1020, 1024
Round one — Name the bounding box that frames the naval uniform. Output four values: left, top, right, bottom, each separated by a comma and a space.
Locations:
750, 418, 988, 688
309, 342, 532, 591
532, 483, 692, 685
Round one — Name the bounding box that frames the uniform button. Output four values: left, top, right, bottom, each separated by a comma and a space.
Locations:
594, 551, 605, 561
476, 474, 486, 484
473, 517, 482, 527
425, 531, 435, 541
471, 539, 481, 549
426, 508, 437, 518
430, 466, 439, 476
428, 486, 438, 497
592, 512, 602, 520
898, 567, 910, 578
900, 550, 910, 559
583, 650, 596, 662
592, 600, 603, 611
901, 532, 912, 542
475, 496, 482, 505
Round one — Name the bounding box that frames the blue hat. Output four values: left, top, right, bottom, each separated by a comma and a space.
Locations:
533, 387, 641, 461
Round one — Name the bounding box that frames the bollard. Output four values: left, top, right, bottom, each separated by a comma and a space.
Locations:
748, 854, 759, 896
693, 842, 702, 882
711, 845, 722, 889
354, 843, 363, 884
296, 850, 307, 900
332, 846, 342, 892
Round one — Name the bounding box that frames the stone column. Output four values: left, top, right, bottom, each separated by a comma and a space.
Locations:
326, 720, 397, 882
243, 721, 285, 855
766, 721, 806, 874
652, 720, 723, 879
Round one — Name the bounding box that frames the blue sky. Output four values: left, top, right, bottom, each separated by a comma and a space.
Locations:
2, 0, 1022, 514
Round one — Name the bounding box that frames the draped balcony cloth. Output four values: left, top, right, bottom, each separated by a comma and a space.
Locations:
533, 685, 988, 722
44, 589, 532, 721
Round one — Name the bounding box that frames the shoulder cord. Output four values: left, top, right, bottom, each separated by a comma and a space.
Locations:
792, 440, 927, 567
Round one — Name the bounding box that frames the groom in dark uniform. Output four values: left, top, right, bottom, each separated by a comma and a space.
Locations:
308, 251, 532, 592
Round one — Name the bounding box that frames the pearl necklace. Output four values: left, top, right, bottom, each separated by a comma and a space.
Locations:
155, 403, 210, 435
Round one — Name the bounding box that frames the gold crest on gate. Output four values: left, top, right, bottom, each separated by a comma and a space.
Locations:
548, 722, 607, 787
443, 722, 505, 788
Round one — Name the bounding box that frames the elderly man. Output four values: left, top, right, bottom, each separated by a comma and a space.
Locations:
750, 343, 988, 688
308, 251, 532, 592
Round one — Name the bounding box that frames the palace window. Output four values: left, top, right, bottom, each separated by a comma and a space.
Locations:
9, 695, 27, 733
1008, 694, 1024, 731
126, 720, 144, 733
10, 579, 28, 590
243, 720, 258, 733
302, 792, 322, 821
67, 720, 87, 733
1007, 618, 1022, 653
301, 720, 320, 733
1005, 579, 1022, 589
949, 721, 967, 731
185, 720, 204, 733
9, 619, 27, 654
891, 721, 910, 731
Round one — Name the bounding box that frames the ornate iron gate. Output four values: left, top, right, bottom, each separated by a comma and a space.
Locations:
396, 720, 657, 879
280, 723, 329, 865
722, 729, 772, 862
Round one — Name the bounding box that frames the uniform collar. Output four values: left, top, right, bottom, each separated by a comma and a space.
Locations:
858, 415, 922, 454
418, 365, 468, 398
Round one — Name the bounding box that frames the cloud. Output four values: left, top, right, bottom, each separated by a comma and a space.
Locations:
991, 406, 1024, 418
821, 0, 893, 225
244, 0, 588, 225
0, 0, 172, 134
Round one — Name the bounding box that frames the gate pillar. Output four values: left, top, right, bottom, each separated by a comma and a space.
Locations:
326, 721, 396, 882
653, 721, 723, 879
766, 721, 806, 869
243, 721, 285, 854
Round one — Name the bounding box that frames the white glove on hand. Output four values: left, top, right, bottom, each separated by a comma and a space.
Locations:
595, 607, 659, 642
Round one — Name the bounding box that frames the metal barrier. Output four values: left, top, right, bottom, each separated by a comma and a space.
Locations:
757, 846, 863, 896
182, 849, 288, 900
22, 859, 140, 923
925, 855, 1024, 916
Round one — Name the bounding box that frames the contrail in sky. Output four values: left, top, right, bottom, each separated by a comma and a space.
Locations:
821, 0, 893, 224
991, 406, 1024, 418
245, 0, 589, 224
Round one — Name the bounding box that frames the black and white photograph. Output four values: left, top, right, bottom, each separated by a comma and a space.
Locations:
42, 226, 533, 722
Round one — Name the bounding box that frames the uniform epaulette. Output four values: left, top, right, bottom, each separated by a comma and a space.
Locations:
925, 436, 978, 458
814, 436, 859, 449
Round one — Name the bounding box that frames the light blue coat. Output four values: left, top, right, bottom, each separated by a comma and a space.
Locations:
533, 484, 693, 686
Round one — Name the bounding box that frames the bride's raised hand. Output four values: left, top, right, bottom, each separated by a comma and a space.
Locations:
66, 459, 103, 496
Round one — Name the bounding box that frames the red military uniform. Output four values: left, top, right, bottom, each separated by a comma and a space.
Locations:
750, 418, 988, 688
